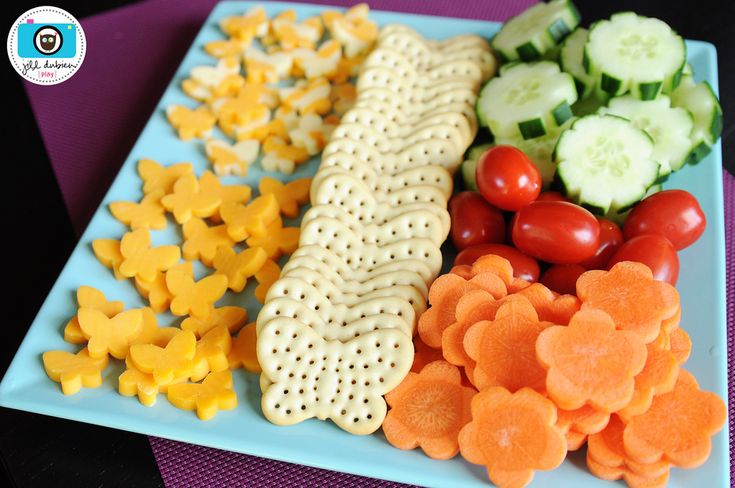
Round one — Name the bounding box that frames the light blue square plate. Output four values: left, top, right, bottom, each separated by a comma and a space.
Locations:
0, 2, 728, 486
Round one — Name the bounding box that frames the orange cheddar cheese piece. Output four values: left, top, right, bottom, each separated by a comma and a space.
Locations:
228, 322, 260, 372
254, 258, 281, 304
181, 305, 248, 338
78, 307, 143, 359
166, 267, 228, 320
43, 347, 109, 396
166, 105, 216, 140
167, 370, 237, 421
91, 238, 125, 280
246, 216, 300, 260
257, 176, 311, 219
129, 330, 197, 385
190, 325, 233, 382
220, 193, 280, 242
64, 286, 124, 345
161, 173, 221, 224
118, 229, 181, 282
109, 189, 167, 231
212, 246, 268, 293
137, 159, 194, 196
181, 218, 236, 267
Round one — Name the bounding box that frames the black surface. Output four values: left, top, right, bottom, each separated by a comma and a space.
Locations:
2, 1, 733, 487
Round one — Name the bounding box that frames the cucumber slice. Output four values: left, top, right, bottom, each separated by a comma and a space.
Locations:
496, 118, 575, 187
461, 143, 493, 191
554, 114, 659, 215
599, 95, 693, 175
476, 61, 578, 139
560, 28, 595, 98
571, 91, 609, 116
607, 183, 662, 224
585, 12, 685, 100
492, 0, 581, 62
670, 76, 723, 164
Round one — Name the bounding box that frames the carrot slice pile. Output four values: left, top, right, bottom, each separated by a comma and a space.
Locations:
623, 370, 726, 469
576, 262, 679, 343
458, 387, 567, 487
383, 360, 476, 460
382, 255, 724, 485
464, 295, 550, 393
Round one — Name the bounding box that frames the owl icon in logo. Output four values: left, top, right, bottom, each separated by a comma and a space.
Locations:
34, 26, 63, 55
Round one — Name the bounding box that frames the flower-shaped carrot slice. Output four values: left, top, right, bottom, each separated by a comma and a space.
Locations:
623, 370, 726, 468
212, 246, 267, 293
565, 429, 588, 451
166, 267, 227, 320
258, 176, 311, 219
458, 387, 567, 488
442, 289, 503, 384
417, 272, 507, 348
181, 218, 236, 267
586, 453, 669, 488
556, 405, 610, 437
449, 264, 473, 280
576, 261, 679, 343
410, 335, 444, 373
668, 327, 691, 365
161, 173, 221, 224
118, 228, 181, 282
228, 322, 260, 372
536, 308, 647, 412
618, 342, 679, 420
464, 295, 551, 392
383, 360, 476, 460
588, 415, 671, 481
109, 189, 167, 231
515, 282, 580, 325
137, 159, 193, 195
469, 254, 531, 293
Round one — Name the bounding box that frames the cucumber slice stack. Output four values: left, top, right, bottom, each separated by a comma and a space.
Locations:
560, 28, 595, 98
492, 0, 581, 62
554, 114, 660, 215
476, 61, 577, 139
670, 75, 723, 164
599, 95, 693, 177
584, 12, 686, 100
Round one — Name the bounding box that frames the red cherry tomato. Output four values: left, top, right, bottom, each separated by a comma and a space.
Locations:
608, 234, 679, 285
540, 264, 587, 295
511, 201, 600, 264
449, 191, 506, 250
536, 191, 571, 203
624, 190, 706, 250
476, 145, 542, 211
579, 218, 624, 269
454, 243, 540, 282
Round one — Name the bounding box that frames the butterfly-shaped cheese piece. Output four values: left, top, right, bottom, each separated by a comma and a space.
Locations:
78, 307, 143, 359
182, 57, 241, 102
258, 176, 311, 219
292, 40, 342, 80
219, 5, 269, 42
288, 113, 337, 155
42, 348, 109, 395
109, 189, 167, 231
190, 325, 233, 382
135, 270, 174, 314
322, 3, 377, 58
246, 216, 300, 260
92, 238, 125, 280
118, 364, 159, 407
205, 138, 260, 177
118, 228, 181, 282
129, 330, 197, 385
229, 105, 274, 142
181, 305, 248, 338
329, 82, 356, 116
228, 322, 260, 372
204, 37, 248, 59
212, 246, 267, 293
181, 218, 236, 266
254, 259, 281, 304
219, 193, 280, 241
212, 84, 279, 127
280, 77, 331, 116
198, 170, 252, 221
329, 55, 365, 84
166, 105, 216, 141
244, 46, 293, 84
161, 173, 221, 224
167, 370, 238, 421
64, 286, 124, 344
129, 307, 182, 348
137, 159, 194, 195
166, 267, 228, 320
272, 12, 323, 51
258, 316, 413, 434
261, 136, 310, 175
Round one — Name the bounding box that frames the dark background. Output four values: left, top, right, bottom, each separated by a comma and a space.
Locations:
2, 1, 733, 487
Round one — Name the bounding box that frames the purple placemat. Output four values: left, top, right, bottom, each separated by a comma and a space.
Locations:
22, 0, 733, 486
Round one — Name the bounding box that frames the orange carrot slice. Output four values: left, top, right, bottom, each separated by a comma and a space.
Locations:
464, 295, 550, 392
587, 451, 670, 488
442, 289, 502, 381
383, 360, 476, 460
661, 304, 681, 333
668, 327, 692, 365
470, 254, 514, 286
417, 272, 507, 348
576, 262, 679, 343
515, 282, 580, 325
458, 387, 567, 488
618, 342, 679, 420
623, 369, 726, 468
565, 429, 587, 451
556, 405, 610, 436
536, 308, 647, 412
449, 264, 473, 280
410, 335, 444, 373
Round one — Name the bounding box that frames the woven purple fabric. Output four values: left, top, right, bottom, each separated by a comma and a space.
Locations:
21, 0, 733, 486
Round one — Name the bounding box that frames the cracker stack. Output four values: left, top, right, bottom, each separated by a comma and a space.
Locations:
256, 25, 496, 435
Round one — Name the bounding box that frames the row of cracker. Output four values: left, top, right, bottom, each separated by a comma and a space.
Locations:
254, 26, 495, 435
